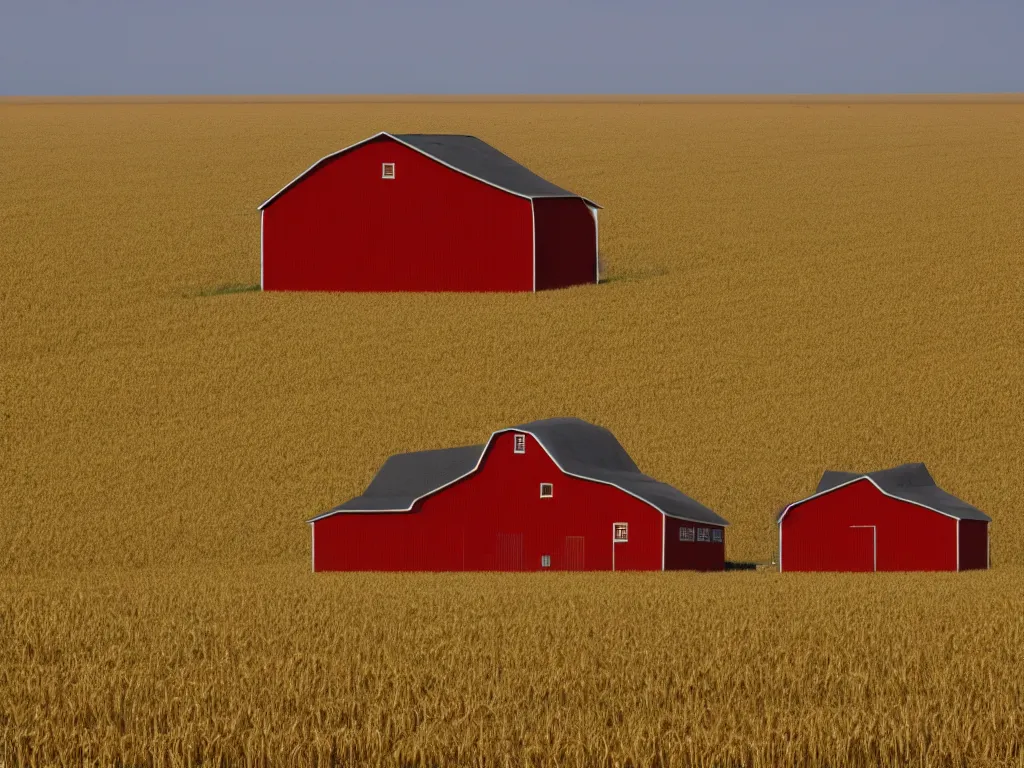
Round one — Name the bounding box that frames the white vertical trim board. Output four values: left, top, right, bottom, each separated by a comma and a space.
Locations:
661, 515, 666, 571
591, 206, 600, 284
849, 525, 877, 572
531, 200, 537, 292
311, 522, 316, 573
778, 521, 783, 572
956, 519, 960, 571
260, 210, 265, 290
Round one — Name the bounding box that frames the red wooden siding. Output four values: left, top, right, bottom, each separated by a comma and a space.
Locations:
958, 520, 989, 570
532, 198, 597, 290
262, 136, 534, 292
313, 432, 718, 572
563, 536, 586, 570
780, 479, 959, 572
662, 515, 726, 571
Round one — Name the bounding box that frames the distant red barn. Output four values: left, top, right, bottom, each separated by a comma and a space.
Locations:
259, 132, 601, 292
310, 418, 728, 572
778, 463, 991, 572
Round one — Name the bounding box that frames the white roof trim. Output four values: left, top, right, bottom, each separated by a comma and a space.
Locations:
258, 131, 389, 210
258, 131, 602, 210
308, 427, 725, 527
777, 475, 963, 525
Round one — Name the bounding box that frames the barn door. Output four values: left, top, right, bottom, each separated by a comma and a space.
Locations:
496, 533, 524, 571
847, 525, 877, 572
563, 536, 585, 571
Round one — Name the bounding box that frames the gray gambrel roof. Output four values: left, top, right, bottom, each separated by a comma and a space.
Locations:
331, 444, 485, 514
258, 132, 601, 210
778, 463, 990, 522
312, 417, 727, 526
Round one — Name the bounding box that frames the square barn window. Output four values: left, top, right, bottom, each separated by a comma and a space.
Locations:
540, 483, 553, 498
613, 523, 628, 542
680, 526, 695, 542
697, 528, 711, 543
712, 529, 723, 543
541, 555, 551, 568
381, 162, 396, 179
513, 434, 526, 454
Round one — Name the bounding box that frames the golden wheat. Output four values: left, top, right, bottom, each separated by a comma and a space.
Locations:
1, 99, 1023, 766
1, 566, 1023, 767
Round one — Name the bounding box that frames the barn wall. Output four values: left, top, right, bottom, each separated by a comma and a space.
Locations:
312, 432, 668, 572
663, 516, 725, 571
533, 198, 597, 290
780, 480, 958, 572
958, 520, 989, 570
262, 136, 534, 292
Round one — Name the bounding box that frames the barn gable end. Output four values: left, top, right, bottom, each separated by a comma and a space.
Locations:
781, 463, 991, 524
259, 132, 601, 211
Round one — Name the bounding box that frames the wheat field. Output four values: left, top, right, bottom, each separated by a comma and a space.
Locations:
1, 98, 1023, 766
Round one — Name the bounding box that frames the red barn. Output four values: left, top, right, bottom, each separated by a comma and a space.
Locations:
310, 418, 728, 572
258, 132, 601, 292
778, 463, 991, 572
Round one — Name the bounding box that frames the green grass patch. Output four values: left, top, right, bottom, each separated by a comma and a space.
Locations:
193, 282, 261, 297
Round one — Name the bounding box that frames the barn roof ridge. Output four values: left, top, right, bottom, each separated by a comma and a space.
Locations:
777, 462, 990, 523
311, 417, 727, 527
258, 131, 601, 210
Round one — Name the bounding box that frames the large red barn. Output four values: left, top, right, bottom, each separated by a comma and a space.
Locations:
778, 463, 991, 572
258, 132, 601, 292
310, 418, 728, 572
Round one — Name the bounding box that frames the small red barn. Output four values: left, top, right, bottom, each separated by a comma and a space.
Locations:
778, 463, 991, 572
259, 132, 601, 292
310, 418, 728, 572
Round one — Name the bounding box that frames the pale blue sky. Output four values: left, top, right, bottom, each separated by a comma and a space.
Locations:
1, 0, 1021, 95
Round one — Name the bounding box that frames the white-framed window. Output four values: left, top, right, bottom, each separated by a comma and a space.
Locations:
513, 434, 526, 454
613, 523, 628, 542
697, 528, 710, 542
712, 529, 723, 543
381, 162, 396, 179
541, 554, 551, 568
680, 526, 695, 542
540, 483, 553, 498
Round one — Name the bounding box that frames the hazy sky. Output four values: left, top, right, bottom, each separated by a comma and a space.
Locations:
2, 0, 1021, 95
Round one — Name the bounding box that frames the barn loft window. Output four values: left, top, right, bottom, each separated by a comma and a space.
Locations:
712, 529, 723, 543
513, 434, 526, 454
613, 523, 628, 542
381, 162, 396, 179
541, 555, 551, 568
697, 528, 711, 543
680, 526, 695, 542
540, 483, 553, 498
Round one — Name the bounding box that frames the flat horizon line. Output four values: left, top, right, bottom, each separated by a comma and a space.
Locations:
2, 92, 1023, 105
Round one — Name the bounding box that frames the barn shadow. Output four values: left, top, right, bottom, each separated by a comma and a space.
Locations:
724, 561, 757, 571
725, 561, 776, 571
